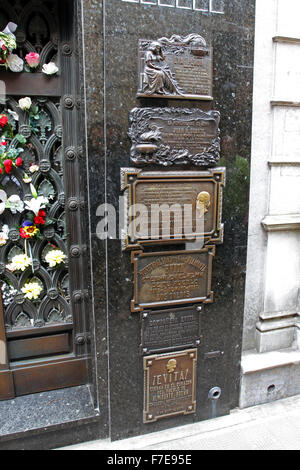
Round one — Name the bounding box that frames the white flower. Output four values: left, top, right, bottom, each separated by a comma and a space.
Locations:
5, 194, 24, 214
24, 196, 48, 216
42, 62, 58, 75
21, 281, 43, 300
45, 249, 66, 268
7, 109, 19, 121
23, 173, 32, 183
6, 53, 24, 72
6, 253, 31, 272
18, 97, 32, 111
0, 189, 7, 215
0, 224, 9, 246
29, 164, 39, 173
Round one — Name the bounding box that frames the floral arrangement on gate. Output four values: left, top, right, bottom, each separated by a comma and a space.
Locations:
0, 97, 66, 303
0, 21, 64, 304
0, 22, 59, 75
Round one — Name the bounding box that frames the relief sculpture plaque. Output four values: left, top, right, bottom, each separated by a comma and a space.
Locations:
141, 305, 202, 355
143, 349, 197, 423
129, 107, 220, 167
137, 34, 213, 100
131, 247, 215, 313
121, 168, 225, 250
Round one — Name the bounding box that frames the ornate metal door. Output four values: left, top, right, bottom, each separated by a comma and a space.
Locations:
0, 0, 89, 398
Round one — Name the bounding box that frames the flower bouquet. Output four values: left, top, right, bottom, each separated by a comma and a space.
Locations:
0, 23, 24, 72
0, 25, 17, 66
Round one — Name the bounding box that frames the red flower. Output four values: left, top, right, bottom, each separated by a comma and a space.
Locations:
0, 115, 8, 127
0, 168, 3, 174
0, 141, 7, 146
34, 216, 45, 225
3, 159, 12, 174
16, 157, 22, 167
34, 210, 46, 226
20, 228, 31, 239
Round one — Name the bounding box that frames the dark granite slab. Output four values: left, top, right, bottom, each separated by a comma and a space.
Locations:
100, 0, 255, 441
0, 385, 102, 450
0, 385, 97, 437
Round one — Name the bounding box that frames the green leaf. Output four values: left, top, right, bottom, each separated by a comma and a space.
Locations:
15, 134, 27, 144
30, 183, 38, 199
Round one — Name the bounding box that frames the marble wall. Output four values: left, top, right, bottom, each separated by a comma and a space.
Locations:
241, 0, 300, 409
81, 0, 255, 440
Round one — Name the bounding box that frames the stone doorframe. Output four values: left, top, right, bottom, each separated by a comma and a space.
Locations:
241, 0, 300, 407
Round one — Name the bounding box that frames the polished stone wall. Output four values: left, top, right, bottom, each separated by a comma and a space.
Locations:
82, 0, 255, 440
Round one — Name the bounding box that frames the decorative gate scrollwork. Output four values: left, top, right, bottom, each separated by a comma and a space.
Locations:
0, 0, 89, 397
0, 94, 72, 330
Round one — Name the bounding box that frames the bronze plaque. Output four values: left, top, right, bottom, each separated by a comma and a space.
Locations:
121, 168, 225, 250
141, 305, 203, 355
129, 108, 220, 167
143, 349, 197, 423
137, 34, 213, 101
131, 247, 215, 313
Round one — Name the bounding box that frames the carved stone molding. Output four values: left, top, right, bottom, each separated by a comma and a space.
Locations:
68, 197, 79, 211
70, 245, 82, 258
62, 43, 73, 56
63, 95, 75, 109
65, 146, 77, 161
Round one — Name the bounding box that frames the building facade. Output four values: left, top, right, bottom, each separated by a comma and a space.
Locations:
0, 0, 298, 450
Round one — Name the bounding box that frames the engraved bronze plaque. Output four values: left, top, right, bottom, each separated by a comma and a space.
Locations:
131, 247, 215, 313
121, 168, 225, 250
129, 108, 220, 167
141, 305, 203, 355
143, 349, 197, 423
137, 34, 213, 101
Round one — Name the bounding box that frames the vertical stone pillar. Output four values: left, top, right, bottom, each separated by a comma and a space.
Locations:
241, 0, 300, 408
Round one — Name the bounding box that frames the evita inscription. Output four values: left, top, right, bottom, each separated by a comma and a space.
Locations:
144, 349, 197, 423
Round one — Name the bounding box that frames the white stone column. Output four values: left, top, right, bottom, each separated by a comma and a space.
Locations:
240, 0, 300, 408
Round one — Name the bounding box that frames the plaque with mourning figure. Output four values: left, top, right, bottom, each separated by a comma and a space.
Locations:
137, 34, 213, 100
129, 107, 220, 167
143, 349, 197, 423
131, 246, 215, 313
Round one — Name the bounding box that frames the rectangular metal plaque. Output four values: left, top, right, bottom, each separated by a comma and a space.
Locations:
143, 349, 197, 424
121, 168, 225, 250
131, 247, 215, 313
129, 107, 220, 167
141, 305, 203, 355
137, 34, 213, 101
